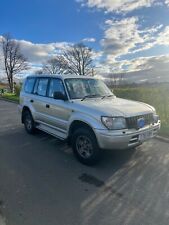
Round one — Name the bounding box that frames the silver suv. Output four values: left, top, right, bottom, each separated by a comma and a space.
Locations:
19, 75, 160, 165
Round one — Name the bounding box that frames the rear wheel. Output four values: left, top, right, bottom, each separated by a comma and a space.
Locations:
71, 127, 101, 165
23, 110, 35, 134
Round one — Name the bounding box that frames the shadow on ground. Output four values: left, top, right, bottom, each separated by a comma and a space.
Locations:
0, 126, 169, 225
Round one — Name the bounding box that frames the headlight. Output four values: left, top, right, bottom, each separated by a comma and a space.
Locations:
101, 116, 127, 130
153, 114, 159, 123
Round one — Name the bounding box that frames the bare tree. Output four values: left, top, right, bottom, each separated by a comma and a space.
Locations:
35, 69, 44, 75
63, 43, 93, 76
118, 73, 124, 86
1, 34, 29, 92
42, 56, 67, 74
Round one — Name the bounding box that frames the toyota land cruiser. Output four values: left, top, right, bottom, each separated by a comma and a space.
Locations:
19, 75, 160, 165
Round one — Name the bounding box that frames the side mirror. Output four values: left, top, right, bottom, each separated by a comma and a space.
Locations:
53, 91, 68, 101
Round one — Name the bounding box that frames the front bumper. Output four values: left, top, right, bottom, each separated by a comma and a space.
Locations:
95, 121, 161, 150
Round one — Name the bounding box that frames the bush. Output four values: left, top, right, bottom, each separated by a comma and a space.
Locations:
113, 85, 169, 137
14, 84, 21, 96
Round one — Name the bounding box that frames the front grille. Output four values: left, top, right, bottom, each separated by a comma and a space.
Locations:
126, 113, 154, 129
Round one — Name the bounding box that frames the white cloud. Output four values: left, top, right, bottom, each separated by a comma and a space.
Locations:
1, 25, 169, 82
18, 40, 70, 63
100, 16, 169, 60
131, 25, 169, 53
77, 17, 169, 80
82, 37, 96, 42
128, 24, 163, 53
101, 17, 144, 58
128, 55, 169, 72
165, 0, 169, 6
101, 55, 169, 83
156, 26, 169, 45
78, 0, 156, 13
0, 37, 71, 77
122, 55, 169, 82
0, 36, 66, 64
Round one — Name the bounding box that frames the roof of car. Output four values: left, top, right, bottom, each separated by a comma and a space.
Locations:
26, 74, 96, 80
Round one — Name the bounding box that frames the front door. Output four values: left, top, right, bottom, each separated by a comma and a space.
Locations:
44, 78, 72, 134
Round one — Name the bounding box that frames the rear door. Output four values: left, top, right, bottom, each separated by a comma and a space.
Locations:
22, 76, 36, 111
32, 77, 50, 123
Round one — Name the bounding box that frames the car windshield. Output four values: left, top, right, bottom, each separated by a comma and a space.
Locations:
65, 78, 114, 100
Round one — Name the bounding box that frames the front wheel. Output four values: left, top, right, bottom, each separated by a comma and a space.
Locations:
71, 127, 101, 165
23, 110, 35, 134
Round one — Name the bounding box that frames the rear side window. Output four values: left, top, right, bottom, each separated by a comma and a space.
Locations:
37, 78, 49, 96
24, 78, 35, 93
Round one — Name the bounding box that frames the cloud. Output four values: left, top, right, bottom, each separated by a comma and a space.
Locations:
128, 24, 163, 53
1, 37, 71, 63
156, 26, 169, 45
100, 16, 169, 60
123, 55, 169, 82
0, 37, 71, 77
76, 0, 169, 82
82, 37, 96, 42
130, 25, 169, 53
101, 17, 144, 58
0, 36, 67, 64
1, 25, 169, 82
101, 55, 169, 83
18, 40, 70, 63
165, 0, 169, 6
77, 0, 156, 13
123, 55, 169, 72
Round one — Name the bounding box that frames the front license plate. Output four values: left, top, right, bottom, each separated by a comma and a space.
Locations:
139, 131, 154, 142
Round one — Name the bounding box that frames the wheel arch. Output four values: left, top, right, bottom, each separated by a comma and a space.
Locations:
68, 120, 96, 139
21, 106, 31, 123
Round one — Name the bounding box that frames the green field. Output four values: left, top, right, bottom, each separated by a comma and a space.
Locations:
1, 93, 19, 103
114, 85, 169, 137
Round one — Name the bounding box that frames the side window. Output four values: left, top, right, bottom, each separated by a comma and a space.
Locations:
37, 78, 49, 96
33, 78, 39, 94
48, 79, 65, 98
24, 78, 35, 93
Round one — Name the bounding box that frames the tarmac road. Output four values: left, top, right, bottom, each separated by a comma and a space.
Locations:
0, 99, 169, 225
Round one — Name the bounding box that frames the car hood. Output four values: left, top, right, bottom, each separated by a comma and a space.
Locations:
72, 97, 155, 117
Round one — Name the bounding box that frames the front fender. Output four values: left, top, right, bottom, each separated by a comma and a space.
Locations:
68, 112, 105, 130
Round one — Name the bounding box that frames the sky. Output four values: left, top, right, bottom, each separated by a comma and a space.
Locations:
1, 0, 169, 83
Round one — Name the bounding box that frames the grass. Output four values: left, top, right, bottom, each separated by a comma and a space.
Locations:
1, 93, 19, 103
113, 85, 169, 138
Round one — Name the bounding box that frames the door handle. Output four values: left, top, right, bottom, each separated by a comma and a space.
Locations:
30, 99, 34, 103
46, 104, 50, 108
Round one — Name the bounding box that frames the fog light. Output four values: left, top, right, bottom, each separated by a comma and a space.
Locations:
153, 114, 159, 123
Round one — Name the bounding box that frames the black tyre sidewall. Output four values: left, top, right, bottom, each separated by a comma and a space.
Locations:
23, 110, 35, 134
71, 128, 101, 165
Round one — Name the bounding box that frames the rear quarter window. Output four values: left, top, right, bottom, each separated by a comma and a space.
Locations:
24, 78, 36, 94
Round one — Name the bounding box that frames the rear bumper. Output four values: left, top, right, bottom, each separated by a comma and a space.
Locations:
95, 121, 161, 150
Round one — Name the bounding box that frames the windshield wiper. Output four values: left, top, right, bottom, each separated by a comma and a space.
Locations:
81, 94, 100, 101
101, 94, 114, 99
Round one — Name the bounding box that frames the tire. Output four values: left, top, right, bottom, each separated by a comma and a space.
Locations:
23, 110, 35, 134
71, 127, 101, 165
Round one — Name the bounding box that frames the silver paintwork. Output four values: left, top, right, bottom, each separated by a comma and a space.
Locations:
19, 74, 161, 150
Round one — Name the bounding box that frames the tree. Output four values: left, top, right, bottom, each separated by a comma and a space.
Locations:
1, 34, 29, 92
35, 69, 43, 75
63, 43, 94, 76
42, 56, 67, 74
